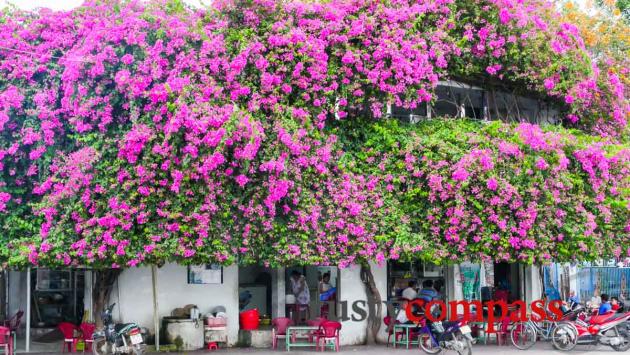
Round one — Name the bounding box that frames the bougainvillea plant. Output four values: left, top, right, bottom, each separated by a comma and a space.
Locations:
0, 0, 628, 268
335, 118, 629, 264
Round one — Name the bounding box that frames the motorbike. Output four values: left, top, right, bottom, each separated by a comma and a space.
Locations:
93, 303, 147, 355
417, 317, 474, 355
552, 310, 630, 351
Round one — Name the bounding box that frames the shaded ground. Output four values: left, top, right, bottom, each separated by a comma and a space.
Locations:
16, 342, 620, 354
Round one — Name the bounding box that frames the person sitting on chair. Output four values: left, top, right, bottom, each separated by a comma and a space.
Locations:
598, 294, 612, 314
402, 280, 418, 300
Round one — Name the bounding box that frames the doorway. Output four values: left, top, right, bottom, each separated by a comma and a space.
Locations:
238, 265, 273, 318
493, 262, 521, 302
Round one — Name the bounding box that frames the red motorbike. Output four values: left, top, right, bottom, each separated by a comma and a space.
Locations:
551, 310, 630, 351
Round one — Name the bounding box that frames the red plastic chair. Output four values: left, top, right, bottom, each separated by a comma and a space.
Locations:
3, 311, 23, 331
271, 317, 293, 349
494, 290, 509, 304
306, 317, 327, 327
306, 317, 327, 343
383, 316, 404, 347
79, 323, 96, 352
489, 316, 511, 345
0, 326, 13, 355
315, 320, 341, 352
58, 322, 80, 352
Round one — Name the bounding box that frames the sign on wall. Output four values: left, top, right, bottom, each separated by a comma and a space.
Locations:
188, 264, 223, 284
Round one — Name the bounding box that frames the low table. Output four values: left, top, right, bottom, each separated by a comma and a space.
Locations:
286, 325, 318, 351
204, 326, 228, 347
393, 323, 419, 349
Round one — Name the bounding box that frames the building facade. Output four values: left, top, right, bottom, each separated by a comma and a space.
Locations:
5, 261, 572, 351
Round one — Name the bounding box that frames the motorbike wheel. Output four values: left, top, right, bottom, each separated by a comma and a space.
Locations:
510, 322, 537, 350
92, 337, 113, 355
418, 332, 441, 354
455, 333, 472, 355
131, 343, 147, 355
611, 327, 630, 352
551, 323, 578, 351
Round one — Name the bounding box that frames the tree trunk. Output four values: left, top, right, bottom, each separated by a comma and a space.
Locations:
360, 263, 382, 345
92, 269, 122, 329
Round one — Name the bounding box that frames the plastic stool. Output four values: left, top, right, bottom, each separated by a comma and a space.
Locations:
207, 342, 218, 350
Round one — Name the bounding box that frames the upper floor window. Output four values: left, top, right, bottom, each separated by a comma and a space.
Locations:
388, 81, 561, 125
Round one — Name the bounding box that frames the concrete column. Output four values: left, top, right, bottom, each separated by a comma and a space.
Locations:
445, 265, 455, 302
568, 264, 579, 295
446, 265, 465, 315
84, 270, 93, 322
271, 267, 285, 318
523, 265, 542, 306
26, 267, 31, 353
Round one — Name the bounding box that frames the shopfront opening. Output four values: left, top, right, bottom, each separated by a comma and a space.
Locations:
285, 266, 338, 323
238, 266, 273, 318
32, 269, 86, 327
493, 262, 521, 302
6, 268, 85, 352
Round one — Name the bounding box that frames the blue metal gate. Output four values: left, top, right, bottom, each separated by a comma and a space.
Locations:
577, 267, 629, 302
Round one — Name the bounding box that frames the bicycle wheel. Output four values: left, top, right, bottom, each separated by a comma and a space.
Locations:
510, 321, 537, 350
551, 323, 578, 351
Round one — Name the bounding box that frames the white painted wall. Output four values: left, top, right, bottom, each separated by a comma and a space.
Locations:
111, 263, 239, 346
337, 262, 388, 346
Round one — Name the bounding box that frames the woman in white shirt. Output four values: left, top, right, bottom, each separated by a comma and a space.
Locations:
402, 280, 418, 300
290, 271, 310, 305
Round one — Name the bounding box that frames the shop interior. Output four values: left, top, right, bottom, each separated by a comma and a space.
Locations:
285, 266, 338, 322
31, 269, 86, 328
492, 262, 522, 302
387, 261, 446, 301
238, 266, 273, 321
237, 265, 339, 325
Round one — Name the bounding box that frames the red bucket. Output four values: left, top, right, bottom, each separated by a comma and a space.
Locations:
239, 308, 260, 330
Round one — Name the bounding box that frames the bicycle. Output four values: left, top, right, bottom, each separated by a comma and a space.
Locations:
510, 318, 557, 350
510, 305, 586, 350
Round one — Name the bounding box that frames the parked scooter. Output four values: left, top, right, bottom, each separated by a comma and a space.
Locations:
552, 310, 630, 351
93, 303, 147, 355
417, 317, 474, 355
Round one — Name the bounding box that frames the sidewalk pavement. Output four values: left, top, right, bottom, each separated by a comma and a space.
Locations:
17, 342, 621, 354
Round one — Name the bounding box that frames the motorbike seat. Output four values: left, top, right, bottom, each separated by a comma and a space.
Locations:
114, 323, 137, 333
442, 321, 458, 330
609, 313, 629, 321
590, 312, 616, 325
